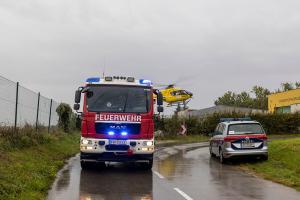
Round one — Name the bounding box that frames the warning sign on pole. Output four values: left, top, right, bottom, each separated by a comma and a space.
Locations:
180, 124, 187, 135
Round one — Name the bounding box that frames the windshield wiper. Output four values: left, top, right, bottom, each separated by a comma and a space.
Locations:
122, 92, 129, 112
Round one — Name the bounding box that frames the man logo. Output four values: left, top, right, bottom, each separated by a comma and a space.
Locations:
109, 125, 126, 129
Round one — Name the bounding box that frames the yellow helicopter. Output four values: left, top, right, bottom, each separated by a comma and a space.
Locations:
154, 84, 193, 109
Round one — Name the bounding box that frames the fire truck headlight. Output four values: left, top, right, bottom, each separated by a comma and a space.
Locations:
143, 141, 153, 146
121, 131, 128, 136
141, 147, 154, 151
82, 139, 89, 145
108, 131, 115, 136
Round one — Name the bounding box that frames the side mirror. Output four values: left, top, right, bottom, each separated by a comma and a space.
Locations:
74, 103, 80, 111
75, 90, 81, 104
157, 105, 164, 113
157, 92, 163, 106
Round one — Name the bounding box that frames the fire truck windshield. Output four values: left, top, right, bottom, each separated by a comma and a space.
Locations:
86, 85, 151, 113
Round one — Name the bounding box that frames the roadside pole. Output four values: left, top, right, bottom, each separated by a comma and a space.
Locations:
36, 92, 40, 132
14, 82, 19, 133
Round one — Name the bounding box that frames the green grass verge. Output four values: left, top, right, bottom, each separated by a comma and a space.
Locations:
241, 138, 300, 191
0, 132, 80, 200
268, 133, 300, 140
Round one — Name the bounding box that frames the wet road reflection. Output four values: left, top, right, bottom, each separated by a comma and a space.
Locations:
79, 164, 153, 200
48, 157, 153, 200
155, 146, 300, 200
48, 144, 300, 200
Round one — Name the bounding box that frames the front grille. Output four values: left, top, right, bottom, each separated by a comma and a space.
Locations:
95, 122, 141, 135
105, 145, 129, 151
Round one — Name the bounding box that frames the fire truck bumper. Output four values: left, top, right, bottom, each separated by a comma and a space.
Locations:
80, 137, 154, 162
80, 152, 153, 162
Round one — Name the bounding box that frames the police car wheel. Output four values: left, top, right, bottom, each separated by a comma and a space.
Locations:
219, 149, 226, 164
261, 155, 268, 161
209, 146, 215, 157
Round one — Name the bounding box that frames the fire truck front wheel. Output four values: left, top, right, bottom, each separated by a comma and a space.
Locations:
141, 159, 153, 170
80, 161, 91, 170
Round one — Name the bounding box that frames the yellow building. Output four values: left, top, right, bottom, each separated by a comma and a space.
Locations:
268, 89, 300, 113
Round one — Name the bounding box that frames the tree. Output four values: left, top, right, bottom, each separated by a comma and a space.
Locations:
215, 86, 270, 110
251, 86, 270, 110
214, 91, 237, 106
281, 82, 294, 91
56, 103, 73, 133
236, 92, 253, 108
295, 82, 300, 89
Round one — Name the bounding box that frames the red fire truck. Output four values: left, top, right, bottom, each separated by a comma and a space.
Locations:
74, 76, 163, 170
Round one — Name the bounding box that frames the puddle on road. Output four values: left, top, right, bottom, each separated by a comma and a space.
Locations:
47, 155, 153, 200
47, 145, 300, 200
47, 144, 202, 200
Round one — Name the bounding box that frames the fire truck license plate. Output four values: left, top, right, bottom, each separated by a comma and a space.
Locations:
109, 140, 127, 145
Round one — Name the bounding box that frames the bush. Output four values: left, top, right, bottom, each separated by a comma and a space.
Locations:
155, 112, 300, 136
56, 103, 75, 133
0, 124, 65, 150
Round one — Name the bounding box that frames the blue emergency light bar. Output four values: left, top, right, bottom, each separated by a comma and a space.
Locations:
220, 117, 252, 122
85, 76, 152, 86
139, 79, 153, 86
86, 77, 100, 83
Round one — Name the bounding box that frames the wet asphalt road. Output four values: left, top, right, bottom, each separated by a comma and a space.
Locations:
47, 143, 300, 200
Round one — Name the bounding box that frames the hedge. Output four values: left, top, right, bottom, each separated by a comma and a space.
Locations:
155, 113, 300, 136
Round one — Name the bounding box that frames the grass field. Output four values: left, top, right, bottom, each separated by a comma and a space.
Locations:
267, 133, 300, 140
0, 132, 80, 200
241, 138, 300, 191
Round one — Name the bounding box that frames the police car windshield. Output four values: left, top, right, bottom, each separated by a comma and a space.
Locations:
228, 123, 264, 135
86, 85, 151, 113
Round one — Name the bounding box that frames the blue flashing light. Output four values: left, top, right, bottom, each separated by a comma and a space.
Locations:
139, 79, 152, 86
108, 131, 115, 136
121, 131, 128, 136
86, 77, 100, 83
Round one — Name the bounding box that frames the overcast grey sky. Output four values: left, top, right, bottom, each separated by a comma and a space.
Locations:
1, 0, 300, 111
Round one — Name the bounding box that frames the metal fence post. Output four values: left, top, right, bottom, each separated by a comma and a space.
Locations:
36, 92, 40, 132
48, 99, 53, 133
14, 82, 19, 133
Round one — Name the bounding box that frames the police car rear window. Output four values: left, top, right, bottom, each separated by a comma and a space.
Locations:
228, 123, 264, 135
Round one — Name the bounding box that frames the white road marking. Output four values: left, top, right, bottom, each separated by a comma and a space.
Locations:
174, 188, 194, 200
152, 170, 165, 179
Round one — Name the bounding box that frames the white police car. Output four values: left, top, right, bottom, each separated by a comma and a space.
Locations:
209, 118, 268, 163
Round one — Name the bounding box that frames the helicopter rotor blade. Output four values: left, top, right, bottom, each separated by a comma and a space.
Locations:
154, 74, 200, 89
173, 73, 203, 86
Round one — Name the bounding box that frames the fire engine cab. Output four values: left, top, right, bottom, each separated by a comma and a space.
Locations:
74, 76, 163, 170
